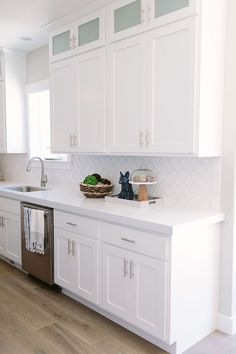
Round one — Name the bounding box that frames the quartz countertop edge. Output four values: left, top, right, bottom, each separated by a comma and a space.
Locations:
0, 182, 224, 236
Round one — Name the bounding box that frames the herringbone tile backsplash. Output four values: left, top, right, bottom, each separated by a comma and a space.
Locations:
0, 154, 221, 210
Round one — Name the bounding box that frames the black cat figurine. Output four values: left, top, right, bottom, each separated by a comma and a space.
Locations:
118, 171, 134, 200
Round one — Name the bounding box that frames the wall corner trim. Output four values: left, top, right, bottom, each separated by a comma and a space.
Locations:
217, 313, 236, 335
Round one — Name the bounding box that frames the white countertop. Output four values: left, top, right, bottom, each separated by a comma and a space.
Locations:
0, 182, 224, 235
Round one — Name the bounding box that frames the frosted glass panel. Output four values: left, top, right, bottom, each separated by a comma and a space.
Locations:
53, 31, 70, 55
79, 18, 99, 47
155, 0, 189, 17
114, 0, 141, 33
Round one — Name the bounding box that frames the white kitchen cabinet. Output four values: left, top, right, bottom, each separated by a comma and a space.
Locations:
0, 49, 26, 154
49, 9, 105, 63
2, 212, 21, 264
51, 48, 106, 153
50, 58, 76, 153
108, 19, 196, 154
101, 243, 132, 321
108, 35, 145, 153
54, 211, 99, 305
49, 24, 74, 63
101, 235, 168, 340
0, 198, 21, 266
107, 0, 198, 42
54, 228, 75, 291
74, 234, 99, 304
145, 18, 196, 153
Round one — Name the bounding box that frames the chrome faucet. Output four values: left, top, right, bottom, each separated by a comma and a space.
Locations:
26, 157, 48, 187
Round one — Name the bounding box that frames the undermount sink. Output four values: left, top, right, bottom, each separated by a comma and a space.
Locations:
3, 185, 47, 193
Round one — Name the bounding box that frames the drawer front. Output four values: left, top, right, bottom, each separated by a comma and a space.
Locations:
0, 197, 20, 215
101, 222, 169, 261
54, 210, 99, 239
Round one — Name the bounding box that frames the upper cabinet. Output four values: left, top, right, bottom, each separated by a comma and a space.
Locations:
48, 0, 225, 157
50, 48, 106, 153
107, 0, 198, 42
0, 50, 27, 154
49, 9, 105, 63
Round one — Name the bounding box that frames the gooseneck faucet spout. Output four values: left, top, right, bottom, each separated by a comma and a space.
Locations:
26, 157, 48, 187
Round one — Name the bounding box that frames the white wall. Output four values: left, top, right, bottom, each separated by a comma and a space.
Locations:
218, 0, 236, 334
26, 45, 49, 84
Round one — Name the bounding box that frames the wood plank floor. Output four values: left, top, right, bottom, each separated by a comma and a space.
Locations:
0, 259, 235, 354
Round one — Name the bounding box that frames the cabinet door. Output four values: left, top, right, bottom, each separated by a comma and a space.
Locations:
50, 58, 76, 153
146, 18, 197, 153
108, 36, 146, 153
151, 0, 198, 27
74, 235, 99, 304
2, 212, 21, 265
130, 254, 168, 340
0, 218, 4, 256
0, 55, 4, 80
74, 9, 105, 55
54, 228, 76, 291
49, 24, 74, 63
101, 243, 132, 320
0, 81, 6, 153
74, 48, 106, 152
108, 0, 145, 42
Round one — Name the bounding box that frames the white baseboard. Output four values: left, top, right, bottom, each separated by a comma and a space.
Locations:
217, 313, 236, 334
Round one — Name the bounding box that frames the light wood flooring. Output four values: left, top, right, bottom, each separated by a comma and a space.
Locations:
0, 259, 235, 354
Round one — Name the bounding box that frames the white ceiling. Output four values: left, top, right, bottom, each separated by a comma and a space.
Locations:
0, 0, 91, 52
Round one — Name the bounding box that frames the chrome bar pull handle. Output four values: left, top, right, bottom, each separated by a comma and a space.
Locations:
121, 237, 136, 244
2, 218, 5, 228
69, 134, 74, 147
0, 217, 2, 228
130, 260, 135, 279
67, 239, 71, 255
124, 259, 129, 277
145, 130, 150, 147
66, 222, 78, 227
141, 6, 145, 24
139, 130, 144, 147
72, 240, 76, 256
73, 134, 78, 147
69, 36, 74, 49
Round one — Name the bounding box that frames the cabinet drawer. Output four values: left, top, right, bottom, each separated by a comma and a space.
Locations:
0, 197, 20, 215
54, 210, 99, 239
101, 222, 169, 261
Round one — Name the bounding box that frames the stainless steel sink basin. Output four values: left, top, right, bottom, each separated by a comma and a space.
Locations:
3, 185, 47, 192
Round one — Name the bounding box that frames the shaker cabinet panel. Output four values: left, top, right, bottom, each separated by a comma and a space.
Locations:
75, 48, 106, 152
3, 212, 21, 265
108, 36, 145, 153
74, 236, 99, 304
50, 59, 76, 153
54, 228, 75, 291
146, 18, 197, 153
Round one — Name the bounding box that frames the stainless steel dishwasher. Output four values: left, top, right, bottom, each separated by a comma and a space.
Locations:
21, 202, 54, 285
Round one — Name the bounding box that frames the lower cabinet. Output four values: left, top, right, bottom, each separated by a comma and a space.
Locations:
0, 211, 21, 265
54, 227, 99, 304
101, 243, 168, 340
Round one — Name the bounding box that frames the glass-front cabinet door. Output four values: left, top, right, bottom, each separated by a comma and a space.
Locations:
152, 0, 198, 27
74, 9, 105, 54
108, 0, 145, 42
49, 25, 74, 63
